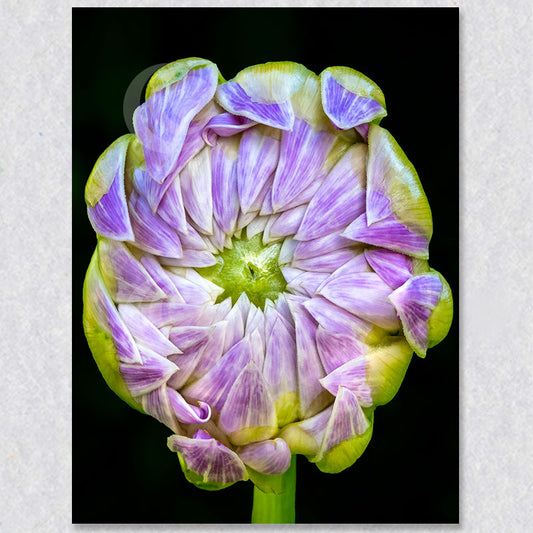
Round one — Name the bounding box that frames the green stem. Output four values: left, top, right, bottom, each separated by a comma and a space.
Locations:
251, 455, 297, 524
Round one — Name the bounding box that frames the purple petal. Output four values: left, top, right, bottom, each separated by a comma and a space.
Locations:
238, 438, 291, 475
364, 248, 413, 289
136, 302, 207, 328
304, 296, 374, 339
168, 432, 248, 487
321, 70, 386, 129
119, 346, 178, 396
317, 386, 370, 460
318, 272, 400, 330
355, 123, 369, 141
271, 119, 336, 213
83, 257, 142, 364
237, 127, 280, 214
180, 148, 214, 235
263, 316, 298, 404
342, 213, 429, 259
165, 272, 213, 304
97, 238, 165, 302
156, 175, 188, 234
388, 273, 442, 357
177, 223, 208, 251
219, 362, 277, 445
133, 64, 218, 184
246, 215, 269, 240
87, 149, 134, 241
128, 185, 183, 258
220, 303, 246, 353
169, 324, 215, 352
316, 326, 366, 374
286, 271, 329, 298
269, 204, 307, 239
118, 303, 180, 356
319, 358, 373, 407
296, 144, 367, 240
139, 255, 182, 299
141, 385, 182, 433
202, 113, 256, 146
287, 297, 331, 418
188, 320, 228, 381
292, 248, 360, 273
216, 81, 294, 130
159, 250, 216, 268
293, 231, 355, 260
181, 336, 252, 411
278, 237, 298, 266
211, 138, 240, 234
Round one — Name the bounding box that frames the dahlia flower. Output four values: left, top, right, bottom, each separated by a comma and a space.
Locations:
83, 58, 453, 523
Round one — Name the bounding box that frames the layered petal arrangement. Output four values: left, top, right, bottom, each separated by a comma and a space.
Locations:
83, 59, 453, 500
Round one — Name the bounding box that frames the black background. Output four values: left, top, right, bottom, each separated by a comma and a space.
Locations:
73, 7, 459, 524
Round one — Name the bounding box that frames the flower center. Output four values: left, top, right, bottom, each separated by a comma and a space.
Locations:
196, 233, 287, 308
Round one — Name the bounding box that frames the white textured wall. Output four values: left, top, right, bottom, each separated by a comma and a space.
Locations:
0, 0, 531, 531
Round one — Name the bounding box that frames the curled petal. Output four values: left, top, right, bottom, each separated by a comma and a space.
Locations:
134, 59, 219, 184
167, 388, 211, 424
320, 67, 387, 130
168, 430, 249, 490
202, 112, 255, 146
216, 62, 311, 129
238, 438, 291, 475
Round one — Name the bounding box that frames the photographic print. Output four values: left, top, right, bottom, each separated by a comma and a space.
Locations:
73, 7, 458, 524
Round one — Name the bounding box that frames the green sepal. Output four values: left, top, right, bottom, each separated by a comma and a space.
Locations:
83, 251, 144, 413
366, 337, 414, 406
176, 451, 243, 491
314, 410, 374, 474
427, 269, 454, 349
368, 124, 433, 246
247, 467, 286, 495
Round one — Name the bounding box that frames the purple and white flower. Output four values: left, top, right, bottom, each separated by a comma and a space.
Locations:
83, 58, 453, 491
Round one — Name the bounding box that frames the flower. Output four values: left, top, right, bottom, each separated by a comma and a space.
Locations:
83, 58, 453, 493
